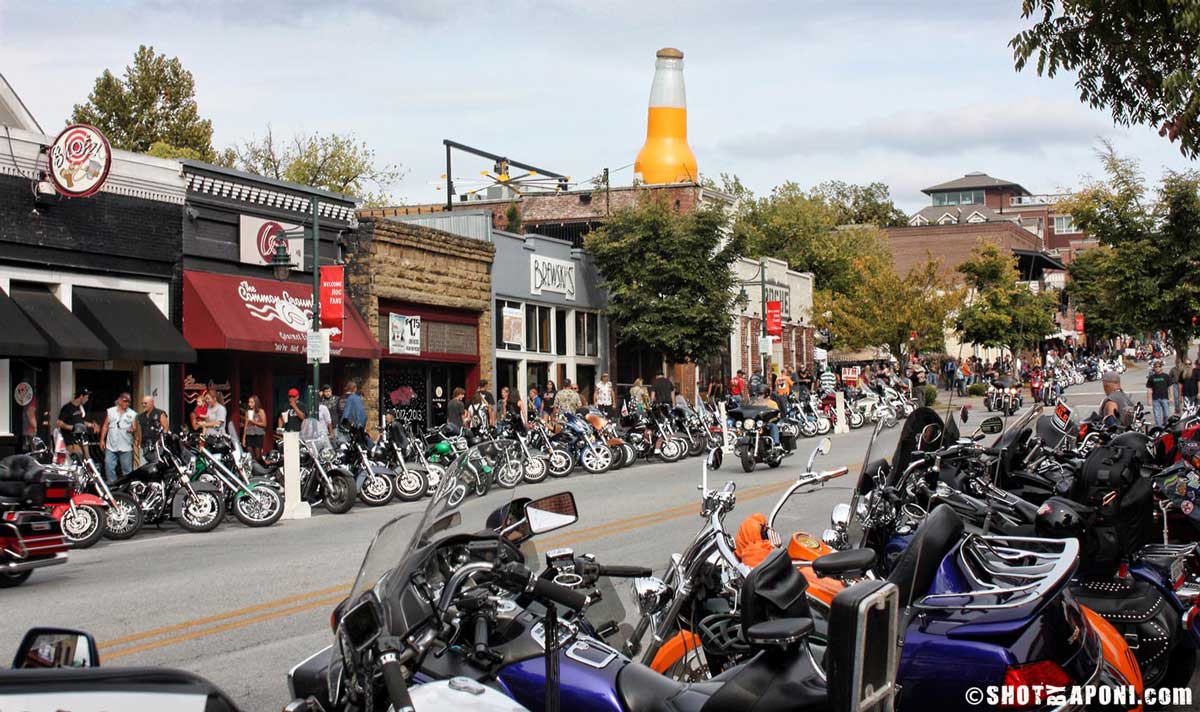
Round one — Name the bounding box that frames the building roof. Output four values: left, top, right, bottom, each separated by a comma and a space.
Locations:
921, 172, 1028, 196
885, 220, 1048, 280
0, 72, 42, 133
909, 204, 1020, 226
181, 160, 358, 205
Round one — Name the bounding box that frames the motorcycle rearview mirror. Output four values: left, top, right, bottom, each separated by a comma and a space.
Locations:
977, 416, 1004, 435
707, 447, 723, 471
523, 492, 578, 535
959, 405, 970, 423
831, 502, 851, 529
12, 627, 100, 669
806, 437, 832, 472
919, 424, 941, 445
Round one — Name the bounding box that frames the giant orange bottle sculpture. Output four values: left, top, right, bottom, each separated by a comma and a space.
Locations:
634, 48, 699, 185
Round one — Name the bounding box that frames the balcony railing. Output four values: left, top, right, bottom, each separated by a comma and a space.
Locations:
1010, 193, 1071, 207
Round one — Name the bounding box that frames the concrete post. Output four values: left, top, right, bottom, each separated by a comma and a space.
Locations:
833, 391, 850, 434
281, 431, 311, 520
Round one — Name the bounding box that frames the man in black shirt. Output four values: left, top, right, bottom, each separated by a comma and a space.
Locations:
56, 388, 95, 455
1147, 360, 1173, 427
135, 395, 168, 463
278, 388, 306, 432
651, 373, 674, 405
446, 387, 466, 433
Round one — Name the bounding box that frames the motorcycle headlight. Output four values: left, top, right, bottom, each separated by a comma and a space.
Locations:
756, 420, 763, 428
743, 418, 755, 430
632, 577, 672, 618
320, 447, 335, 463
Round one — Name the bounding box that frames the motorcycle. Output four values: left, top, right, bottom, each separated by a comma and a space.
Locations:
554, 410, 614, 474
583, 407, 636, 470
187, 433, 285, 527
668, 404, 707, 457
494, 416, 551, 483
375, 418, 444, 496
292, 434, 359, 514
337, 422, 409, 504
727, 403, 790, 471
527, 417, 575, 477
114, 433, 226, 533
284, 445, 902, 712
29, 437, 142, 541
0, 456, 70, 588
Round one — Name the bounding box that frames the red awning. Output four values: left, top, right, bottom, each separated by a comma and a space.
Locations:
183, 271, 381, 359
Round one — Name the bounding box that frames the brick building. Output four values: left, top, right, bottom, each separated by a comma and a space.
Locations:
728, 257, 815, 385
343, 218, 495, 429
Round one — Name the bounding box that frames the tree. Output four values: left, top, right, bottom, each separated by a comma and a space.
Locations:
585, 196, 742, 365
1060, 144, 1200, 352
955, 243, 1059, 353
808, 180, 908, 227
231, 126, 403, 206
814, 253, 959, 358
731, 182, 893, 295
1011, 0, 1200, 158
1063, 246, 1136, 341
72, 45, 216, 160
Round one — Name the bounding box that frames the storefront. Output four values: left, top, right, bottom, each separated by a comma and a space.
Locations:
729, 257, 815, 381
492, 230, 607, 404
0, 123, 193, 456
344, 216, 495, 428
180, 162, 369, 434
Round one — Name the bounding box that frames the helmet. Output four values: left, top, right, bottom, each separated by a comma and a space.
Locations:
1035, 497, 1091, 539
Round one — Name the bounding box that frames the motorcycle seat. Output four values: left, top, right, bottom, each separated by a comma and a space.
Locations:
617, 662, 723, 712
811, 548, 876, 578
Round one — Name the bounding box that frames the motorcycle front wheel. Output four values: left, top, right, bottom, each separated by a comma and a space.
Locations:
658, 438, 684, 463
546, 446, 574, 477
522, 456, 549, 483
233, 485, 284, 527
103, 493, 144, 540
815, 417, 832, 435
176, 490, 224, 532
359, 471, 396, 507
739, 447, 756, 473
847, 410, 865, 429
686, 433, 706, 457
323, 474, 357, 514
581, 444, 613, 474
61, 504, 104, 549
621, 442, 638, 468
393, 468, 427, 502
496, 459, 524, 488
0, 570, 32, 588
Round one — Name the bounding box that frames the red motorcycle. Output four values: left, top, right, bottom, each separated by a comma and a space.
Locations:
0, 455, 70, 588
30, 436, 111, 549
1029, 368, 1044, 404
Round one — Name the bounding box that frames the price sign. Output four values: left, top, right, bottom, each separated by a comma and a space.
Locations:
307, 330, 330, 364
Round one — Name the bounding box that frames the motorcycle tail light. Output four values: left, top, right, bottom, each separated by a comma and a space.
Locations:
1001, 660, 1072, 706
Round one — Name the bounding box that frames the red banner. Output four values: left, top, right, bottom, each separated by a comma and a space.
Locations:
320, 265, 345, 343
1074, 312, 1084, 334
765, 300, 782, 336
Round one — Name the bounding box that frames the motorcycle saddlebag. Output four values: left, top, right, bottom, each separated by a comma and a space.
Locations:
780, 433, 797, 452
1072, 445, 1155, 576
1069, 578, 1178, 683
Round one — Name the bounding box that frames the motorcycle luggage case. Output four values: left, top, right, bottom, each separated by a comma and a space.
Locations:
0, 510, 68, 557
780, 433, 797, 451
1070, 577, 1178, 683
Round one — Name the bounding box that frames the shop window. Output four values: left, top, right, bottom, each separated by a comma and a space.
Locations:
555, 309, 567, 356
496, 299, 523, 351
525, 304, 552, 354
575, 311, 599, 357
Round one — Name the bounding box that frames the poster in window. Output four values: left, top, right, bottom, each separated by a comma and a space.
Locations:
389, 313, 421, 355
502, 307, 524, 346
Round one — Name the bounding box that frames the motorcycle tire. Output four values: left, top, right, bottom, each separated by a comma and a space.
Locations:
739, 448, 756, 473
608, 444, 627, 471
61, 504, 105, 549
323, 474, 357, 514
359, 471, 396, 507
581, 444, 613, 474
176, 490, 224, 532
546, 446, 574, 478
686, 433, 705, 458
496, 459, 524, 488
815, 417, 832, 435
0, 570, 33, 588
233, 485, 284, 527
102, 493, 144, 540
393, 468, 428, 502
848, 410, 865, 429
522, 456, 549, 484
800, 421, 818, 437
621, 443, 637, 468
658, 438, 684, 463
472, 468, 491, 497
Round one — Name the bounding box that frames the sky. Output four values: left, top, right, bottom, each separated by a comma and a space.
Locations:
1, 0, 1194, 212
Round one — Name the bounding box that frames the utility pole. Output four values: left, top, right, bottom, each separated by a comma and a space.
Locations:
309, 197, 320, 414
760, 258, 769, 379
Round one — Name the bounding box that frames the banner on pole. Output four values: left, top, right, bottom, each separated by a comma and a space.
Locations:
319, 265, 344, 343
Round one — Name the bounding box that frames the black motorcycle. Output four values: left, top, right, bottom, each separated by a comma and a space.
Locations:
728, 404, 790, 472
336, 422, 407, 505
113, 433, 226, 532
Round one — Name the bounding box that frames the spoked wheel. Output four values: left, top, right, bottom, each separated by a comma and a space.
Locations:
847, 410, 865, 429
686, 433, 706, 457
621, 442, 638, 467
422, 464, 445, 495
103, 493, 144, 540
800, 421, 818, 437
176, 491, 224, 532
546, 446, 575, 477
580, 444, 613, 474
522, 456, 549, 484
393, 468, 428, 502
657, 438, 684, 463
233, 485, 284, 527
496, 458, 524, 488
323, 474, 357, 514
61, 505, 104, 549
815, 417, 832, 435
472, 467, 492, 497
358, 471, 396, 507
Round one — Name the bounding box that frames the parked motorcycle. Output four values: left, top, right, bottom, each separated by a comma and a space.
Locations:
620, 403, 685, 463
30, 438, 142, 541
114, 433, 226, 533
375, 418, 443, 496
554, 410, 614, 474
584, 407, 635, 469
337, 422, 408, 504
188, 433, 284, 527
527, 417, 575, 477
293, 434, 358, 514
0, 455, 70, 587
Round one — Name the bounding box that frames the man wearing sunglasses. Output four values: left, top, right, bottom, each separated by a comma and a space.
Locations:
100, 392, 136, 483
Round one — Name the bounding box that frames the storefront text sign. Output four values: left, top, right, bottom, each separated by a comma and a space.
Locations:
319, 266, 344, 343
239, 215, 304, 269
238, 279, 312, 354
530, 255, 576, 301
502, 307, 524, 346
1075, 312, 1084, 334
389, 314, 421, 355
764, 283, 791, 321
841, 367, 860, 387
47, 124, 112, 198
766, 301, 782, 338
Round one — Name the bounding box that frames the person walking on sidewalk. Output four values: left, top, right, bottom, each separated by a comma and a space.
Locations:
1147, 360, 1173, 427
100, 393, 136, 483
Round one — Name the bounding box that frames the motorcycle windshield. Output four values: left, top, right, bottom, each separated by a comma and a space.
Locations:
992, 405, 1043, 449
844, 418, 887, 547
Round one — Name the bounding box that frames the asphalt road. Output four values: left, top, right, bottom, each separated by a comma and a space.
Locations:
0, 370, 1145, 711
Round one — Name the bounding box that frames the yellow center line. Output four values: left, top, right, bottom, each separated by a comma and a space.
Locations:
98, 469, 848, 660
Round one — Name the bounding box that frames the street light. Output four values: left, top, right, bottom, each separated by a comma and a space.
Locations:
268, 197, 323, 413
735, 258, 770, 381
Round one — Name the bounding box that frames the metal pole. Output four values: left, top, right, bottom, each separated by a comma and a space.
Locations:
760, 260, 768, 380
310, 197, 320, 414
445, 143, 453, 211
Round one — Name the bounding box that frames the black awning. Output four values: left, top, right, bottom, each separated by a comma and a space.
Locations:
72, 287, 196, 364
9, 286, 109, 361
0, 288, 50, 358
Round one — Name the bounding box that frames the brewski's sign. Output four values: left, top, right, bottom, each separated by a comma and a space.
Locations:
530, 255, 576, 301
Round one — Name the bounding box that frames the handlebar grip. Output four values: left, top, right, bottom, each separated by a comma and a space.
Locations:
826, 466, 850, 479
379, 652, 415, 712
596, 564, 654, 578
530, 576, 589, 610
473, 615, 490, 656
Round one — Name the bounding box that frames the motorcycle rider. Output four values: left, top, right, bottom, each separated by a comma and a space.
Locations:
749, 385, 782, 445
1099, 371, 1134, 428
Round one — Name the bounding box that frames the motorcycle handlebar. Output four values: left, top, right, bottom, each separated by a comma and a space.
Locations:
495, 563, 588, 610
379, 652, 414, 711
595, 564, 654, 578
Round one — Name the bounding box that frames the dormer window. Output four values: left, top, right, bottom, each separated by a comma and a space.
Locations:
965, 211, 987, 224
910, 214, 929, 226
938, 212, 957, 225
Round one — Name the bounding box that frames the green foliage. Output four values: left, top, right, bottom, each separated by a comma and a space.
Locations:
732, 180, 897, 295
1011, 0, 1200, 158
967, 383, 989, 397
807, 181, 909, 228
814, 253, 960, 358
1062, 143, 1200, 352
585, 196, 742, 364
72, 45, 215, 160
146, 141, 209, 162
505, 204, 522, 234
955, 243, 1058, 352
230, 126, 403, 205
924, 384, 939, 406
